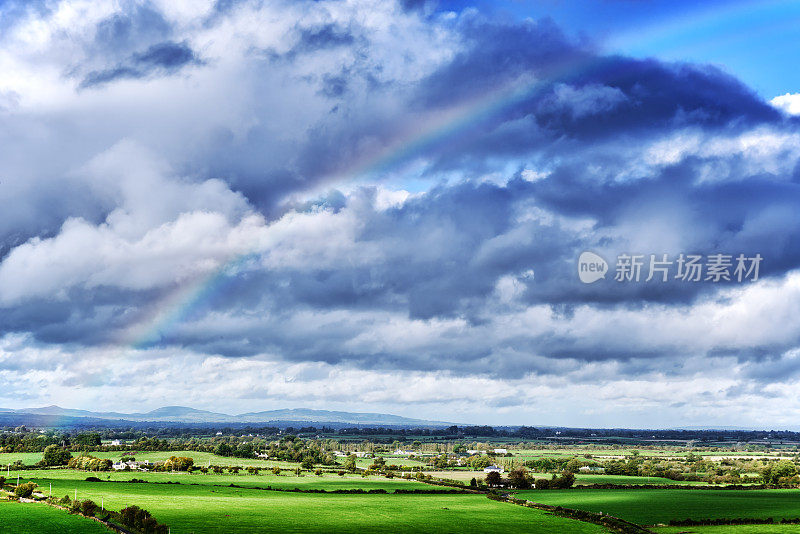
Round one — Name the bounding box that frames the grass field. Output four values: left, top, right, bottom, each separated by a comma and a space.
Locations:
0, 500, 110, 533
16, 468, 445, 492
653, 526, 800, 533
515, 489, 800, 525
12, 473, 609, 533
0, 452, 47, 465
509, 449, 783, 459
421, 470, 706, 486
556, 474, 707, 486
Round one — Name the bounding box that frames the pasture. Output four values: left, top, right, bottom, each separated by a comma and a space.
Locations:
11, 472, 609, 533
653, 526, 800, 533
16, 468, 444, 492
516, 488, 800, 525
0, 500, 109, 533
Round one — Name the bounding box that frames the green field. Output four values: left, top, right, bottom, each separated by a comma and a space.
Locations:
515, 489, 800, 525
654, 526, 800, 533
11, 473, 609, 533
0, 500, 110, 533
16, 469, 444, 492
567, 474, 707, 485
655, 526, 800, 533
0, 452, 48, 466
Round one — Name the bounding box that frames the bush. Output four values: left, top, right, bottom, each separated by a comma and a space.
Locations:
80, 500, 98, 517
119, 505, 169, 534
14, 482, 37, 498
60, 495, 71, 505
68, 455, 112, 472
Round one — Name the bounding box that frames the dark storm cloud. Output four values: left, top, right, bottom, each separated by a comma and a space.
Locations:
220, 12, 789, 211
402, 16, 784, 175
80, 41, 202, 88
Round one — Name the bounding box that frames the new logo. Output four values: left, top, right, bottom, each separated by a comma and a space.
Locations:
578, 251, 608, 284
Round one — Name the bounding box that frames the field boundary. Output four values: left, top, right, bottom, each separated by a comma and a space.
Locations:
487, 493, 655, 534
666, 517, 800, 527
568, 483, 800, 490
4, 495, 130, 533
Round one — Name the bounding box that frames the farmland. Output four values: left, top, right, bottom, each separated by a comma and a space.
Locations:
517, 488, 800, 525
0, 500, 109, 533
5, 426, 800, 533
8, 471, 608, 534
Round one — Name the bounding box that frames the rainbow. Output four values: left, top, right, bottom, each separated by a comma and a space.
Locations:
121, 59, 597, 349
119, 1, 794, 348
120, 254, 256, 349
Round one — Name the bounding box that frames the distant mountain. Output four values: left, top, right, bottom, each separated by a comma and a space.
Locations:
0, 405, 456, 428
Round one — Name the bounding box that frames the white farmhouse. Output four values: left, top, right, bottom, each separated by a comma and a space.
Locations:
483, 465, 504, 474
493, 448, 508, 454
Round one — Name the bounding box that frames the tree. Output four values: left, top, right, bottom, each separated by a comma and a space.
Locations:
471, 456, 491, 470
485, 471, 502, 487
301, 458, 314, 470
42, 445, 72, 466
563, 458, 581, 474
215, 443, 233, 457
163, 456, 194, 471
344, 454, 357, 473
74, 433, 102, 447
507, 467, 531, 489
555, 471, 575, 489
762, 460, 797, 484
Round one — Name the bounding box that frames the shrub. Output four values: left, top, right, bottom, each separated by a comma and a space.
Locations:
119, 505, 169, 533
80, 500, 98, 517
68, 455, 113, 471
14, 482, 37, 498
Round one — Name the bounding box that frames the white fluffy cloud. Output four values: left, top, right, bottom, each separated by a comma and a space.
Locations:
770, 92, 800, 115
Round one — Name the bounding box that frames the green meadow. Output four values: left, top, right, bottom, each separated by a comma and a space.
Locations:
515, 488, 800, 525
530, 473, 708, 486
653, 526, 800, 534
16, 468, 443, 492
0, 500, 109, 533
11, 472, 609, 533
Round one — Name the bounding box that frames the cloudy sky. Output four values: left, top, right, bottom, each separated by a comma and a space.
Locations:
1, 0, 799, 428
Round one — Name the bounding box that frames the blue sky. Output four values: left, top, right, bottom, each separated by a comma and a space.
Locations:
0, 0, 799, 429
440, 0, 800, 98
